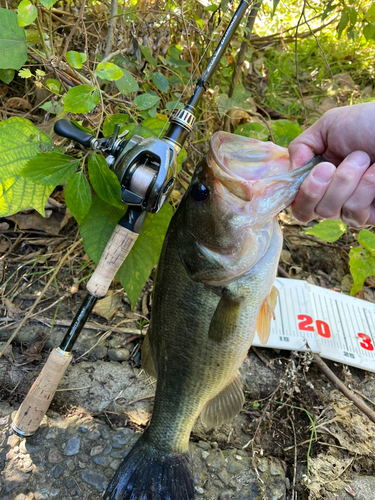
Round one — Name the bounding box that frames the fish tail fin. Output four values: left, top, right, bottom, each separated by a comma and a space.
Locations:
102, 432, 194, 500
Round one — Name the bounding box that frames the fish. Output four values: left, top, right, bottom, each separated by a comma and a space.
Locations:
102, 132, 320, 500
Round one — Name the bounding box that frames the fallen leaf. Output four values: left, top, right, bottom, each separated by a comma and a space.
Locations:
7, 208, 70, 235
4, 298, 22, 318
93, 291, 123, 320
6, 97, 32, 111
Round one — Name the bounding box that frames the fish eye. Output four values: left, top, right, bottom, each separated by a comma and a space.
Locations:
190, 183, 209, 202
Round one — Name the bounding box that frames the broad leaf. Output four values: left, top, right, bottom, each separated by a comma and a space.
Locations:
0, 118, 54, 216
134, 94, 160, 111
65, 172, 92, 224
139, 45, 157, 69
66, 51, 84, 69
64, 85, 100, 113
0, 68, 15, 84
152, 72, 169, 93
357, 229, 375, 255
337, 10, 349, 38
46, 78, 63, 94
20, 152, 80, 186
165, 100, 184, 110
363, 22, 375, 40
271, 120, 302, 147
115, 68, 139, 95
349, 247, 375, 296
88, 153, 124, 209
95, 62, 123, 81
102, 114, 129, 137
0, 8, 27, 70
366, 3, 375, 22
217, 90, 255, 118
80, 197, 173, 307
39, 0, 59, 8
303, 220, 347, 243
17, 0, 37, 27
234, 122, 268, 141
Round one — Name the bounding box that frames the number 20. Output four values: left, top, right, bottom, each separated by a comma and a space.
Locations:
297, 315, 331, 338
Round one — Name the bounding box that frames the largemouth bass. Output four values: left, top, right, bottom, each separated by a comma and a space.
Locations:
103, 132, 320, 500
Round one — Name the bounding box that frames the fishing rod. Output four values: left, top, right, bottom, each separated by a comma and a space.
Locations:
11, 0, 253, 437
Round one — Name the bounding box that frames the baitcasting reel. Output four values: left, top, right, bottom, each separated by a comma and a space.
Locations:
54, 119, 179, 214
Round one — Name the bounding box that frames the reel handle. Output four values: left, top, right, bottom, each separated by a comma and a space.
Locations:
54, 119, 94, 148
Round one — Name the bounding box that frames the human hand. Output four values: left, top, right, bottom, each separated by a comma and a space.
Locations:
288, 103, 375, 228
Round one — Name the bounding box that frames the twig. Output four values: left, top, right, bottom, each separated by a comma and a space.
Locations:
57, 0, 86, 66
180, 0, 194, 90
103, 0, 118, 59
0, 240, 82, 359
312, 353, 375, 424
278, 265, 290, 279
127, 394, 154, 406
294, 0, 307, 122
289, 417, 297, 500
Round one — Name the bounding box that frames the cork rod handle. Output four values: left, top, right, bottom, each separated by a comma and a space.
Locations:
86, 225, 138, 297
12, 348, 72, 436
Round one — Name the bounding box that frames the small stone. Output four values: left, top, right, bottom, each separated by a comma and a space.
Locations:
201, 451, 209, 460
47, 448, 64, 464
110, 459, 122, 470
3, 468, 29, 492
103, 445, 112, 455
219, 491, 234, 500
63, 437, 80, 456
79, 425, 89, 433
50, 489, 60, 498
66, 459, 75, 471
0, 416, 8, 426
270, 463, 282, 476
78, 453, 89, 463
110, 450, 125, 459
216, 433, 228, 443
93, 456, 107, 466
34, 489, 49, 500
23, 459, 32, 470
271, 489, 284, 500
91, 445, 104, 457
99, 426, 111, 439
7, 434, 21, 447
211, 442, 219, 449
45, 428, 59, 440
206, 449, 225, 472
81, 471, 109, 491
217, 469, 230, 486
14, 495, 30, 500
113, 428, 133, 445
66, 479, 75, 489
79, 461, 87, 469
108, 348, 130, 361
257, 458, 268, 473
53, 465, 64, 478
226, 454, 248, 474
196, 441, 211, 450
195, 486, 204, 495
87, 429, 101, 441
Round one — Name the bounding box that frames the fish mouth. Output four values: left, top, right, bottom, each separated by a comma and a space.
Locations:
209, 132, 320, 202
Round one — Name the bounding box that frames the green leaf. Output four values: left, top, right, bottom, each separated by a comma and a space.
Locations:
65, 171, 92, 224
88, 153, 124, 209
165, 100, 184, 110
66, 51, 84, 69
134, 94, 160, 111
303, 219, 347, 243
19, 68, 32, 78
115, 68, 139, 95
0, 117, 54, 216
20, 152, 80, 186
102, 113, 129, 137
17, 0, 37, 27
337, 10, 349, 38
234, 122, 269, 141
349, 246, 375, 296
46, 78, 63, 94
348, 6, 357, 25
0, 8, 27, 70
366, 3, 375, 22
117, 202, 173, 306
273, 0, 281, 15
270, 120, 302, 147
357, 229, 375, 255
139, 45, 157, 69
64, 85, 100, 113
0, 68, 15, 84
217, 89, 255, 118
95, 62, 123, 81
39, 0, 59, 8
363, 22, 375, 41
152, 72, 169, 93
139, 117, 167, 137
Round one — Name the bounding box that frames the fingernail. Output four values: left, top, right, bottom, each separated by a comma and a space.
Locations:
311, 163, 335, 184
346, 151, 370, 167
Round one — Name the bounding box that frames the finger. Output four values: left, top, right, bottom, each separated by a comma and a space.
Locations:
315, 151, 371, 220
291, 162, 336, 223
288, 142, 315, 170
341, 163, 375, 228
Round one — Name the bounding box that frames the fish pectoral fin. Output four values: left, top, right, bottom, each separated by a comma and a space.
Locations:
208, 292, 243, 342
141, 333, 157, 379
255, 285, 279, 346
201, 376, 244, 428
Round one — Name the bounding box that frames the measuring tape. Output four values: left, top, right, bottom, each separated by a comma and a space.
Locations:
253, 278, 375, 372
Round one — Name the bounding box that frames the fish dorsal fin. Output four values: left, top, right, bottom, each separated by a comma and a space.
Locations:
208, 291, 243, 342
201, 376, 244, 428
255, 285, 279, 346
141, 333, 157, 379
